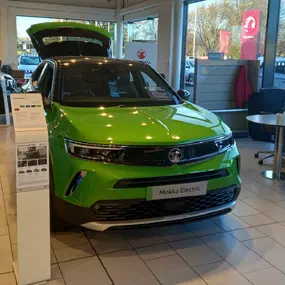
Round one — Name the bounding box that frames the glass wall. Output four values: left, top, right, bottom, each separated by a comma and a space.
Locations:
183, 0, 268, 101
275, 0, 285, 88
16, 16, 115, 78
123, 18, 158, 57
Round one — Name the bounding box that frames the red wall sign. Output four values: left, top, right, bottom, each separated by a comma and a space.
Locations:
241, 9, 261, 60
220, 30, 231, 54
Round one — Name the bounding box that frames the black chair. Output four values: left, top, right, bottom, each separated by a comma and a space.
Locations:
248, 88, 285, 165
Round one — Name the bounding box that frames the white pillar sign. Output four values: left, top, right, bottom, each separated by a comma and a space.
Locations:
125, 42, 158, 69
11, 93, 51, 285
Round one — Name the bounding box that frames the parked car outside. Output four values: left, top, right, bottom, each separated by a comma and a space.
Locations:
18, 54, 41, 79
23, 22, 241, 231
185, 58, 195, 86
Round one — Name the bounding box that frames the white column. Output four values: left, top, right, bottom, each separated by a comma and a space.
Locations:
7, 8, 18, 69
171, 0, 184, 90
115, 0, 123, 59
0, 0, 9, 65
157, 0, 174, 83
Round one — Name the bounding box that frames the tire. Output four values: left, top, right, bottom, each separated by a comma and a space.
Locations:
258, 160, 263, 165
254, 153, 259, 158
49, 161, 73, 232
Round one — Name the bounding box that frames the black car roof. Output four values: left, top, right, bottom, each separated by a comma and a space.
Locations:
51, 56, 146, 67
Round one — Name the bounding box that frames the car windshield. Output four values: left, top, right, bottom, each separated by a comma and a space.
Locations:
20, 56, 40, 65
60, 63, 180, 107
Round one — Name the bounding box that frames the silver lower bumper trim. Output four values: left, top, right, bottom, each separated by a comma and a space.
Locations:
81, 200, 236, 231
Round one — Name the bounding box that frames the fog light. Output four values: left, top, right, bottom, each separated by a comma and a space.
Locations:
94, 204, 100, 210
66, 171, 87, 197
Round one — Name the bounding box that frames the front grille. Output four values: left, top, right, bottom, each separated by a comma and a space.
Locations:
114, 169, 228, 189
92, 185, 239, 221
119, 135, 234, 166
66, 135, 234, 166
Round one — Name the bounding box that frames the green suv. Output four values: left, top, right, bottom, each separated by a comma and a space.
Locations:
25, 22, 240, 231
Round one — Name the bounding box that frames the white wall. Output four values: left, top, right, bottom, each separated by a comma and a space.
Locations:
157, 0, 173, 82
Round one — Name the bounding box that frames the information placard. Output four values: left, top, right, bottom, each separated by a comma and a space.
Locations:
11, 93, 46, 131
16, 142, 49, 190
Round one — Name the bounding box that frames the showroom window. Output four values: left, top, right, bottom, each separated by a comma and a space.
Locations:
182, 0, 268, 101
123, 18, 158, 56
275, 0, 285, 88
16, 16, 115, 75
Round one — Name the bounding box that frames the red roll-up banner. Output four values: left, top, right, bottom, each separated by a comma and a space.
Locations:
241, 9, 261, 60
219, 30, 231, 54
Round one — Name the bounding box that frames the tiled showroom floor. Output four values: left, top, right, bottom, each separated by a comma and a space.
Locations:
2, 126, 285, 284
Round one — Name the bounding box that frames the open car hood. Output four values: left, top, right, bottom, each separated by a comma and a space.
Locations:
27, 22, 112, 59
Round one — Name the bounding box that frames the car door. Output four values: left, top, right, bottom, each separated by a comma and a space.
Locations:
24, 62, 47, 93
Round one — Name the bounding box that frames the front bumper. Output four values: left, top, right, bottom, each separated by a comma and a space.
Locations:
82, 200, 236, 231
53, 184, 240, 231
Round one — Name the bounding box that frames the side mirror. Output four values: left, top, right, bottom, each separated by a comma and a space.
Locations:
160, 73, 166, 79
177, 89, 191, 100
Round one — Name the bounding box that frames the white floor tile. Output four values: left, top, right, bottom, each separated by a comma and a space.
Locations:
241, 214, 276, 226
211, 214, 250, 231
54, 243, 95, 262
46, 279, 65, 285
3, 193, 16, 215
185, 219, 224, 236
256, 223, 285, 247
238, 187, 257, 200
87, 231, 131, 255
51, 229, 88, 249
243, 183, 285, 202
0, 208, 9, 236
51, 264, 62, 280
202, 233, 271, 274
51, 247, 57, 264
243, 237, 285, 274
242, 197, 285, 222
0, 190, 4, 208
275, 200, 285, 209
136, 243, 176, 261
7, 214, 17, 244
146, 254, 206, 285
60, 256, 111, 285
0, 251, 13, 274
0, 175, 16, 194
124, 229, 165, 249
228, 228, 266, 242
169, 238, 222, 267
100, 249, 159, 285
193, 261, 251, 285
157, 224, 195, 242
0, 272, 17, 285
244, 267, 285, 285
232, 200, 260, 217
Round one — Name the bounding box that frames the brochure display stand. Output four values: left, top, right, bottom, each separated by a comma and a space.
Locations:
11, 93, 51, 285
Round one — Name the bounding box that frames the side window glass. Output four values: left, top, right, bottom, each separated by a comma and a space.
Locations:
141, 72, 158, 89
31, 64, 46, 90
38, 64, 54, 99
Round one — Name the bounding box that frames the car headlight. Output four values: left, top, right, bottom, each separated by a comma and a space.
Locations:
214, 134, 234, 152
65, 139, 122, 162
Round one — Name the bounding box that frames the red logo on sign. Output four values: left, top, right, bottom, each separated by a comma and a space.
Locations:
137, 49, 146, 59
244, 16, 256, 34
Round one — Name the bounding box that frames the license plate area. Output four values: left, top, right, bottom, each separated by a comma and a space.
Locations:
148, 181, 208, 201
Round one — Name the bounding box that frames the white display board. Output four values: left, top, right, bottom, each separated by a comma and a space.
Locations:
16, 142, 49, 190
11, 93, 46, 131
125, 42, 158, 69
11, 92, 51, 285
